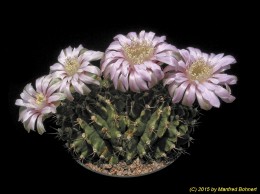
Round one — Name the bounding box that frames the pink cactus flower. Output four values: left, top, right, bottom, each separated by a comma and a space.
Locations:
50, 45, 103, 100
15, 75, 66, 134
101, 30, 178, 92
164, 47, 237, 110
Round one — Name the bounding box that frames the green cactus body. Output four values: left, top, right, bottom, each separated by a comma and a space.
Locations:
55, 82, 198, 164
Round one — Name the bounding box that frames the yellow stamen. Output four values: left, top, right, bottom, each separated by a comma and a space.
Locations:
64, 57, 80, 76
35, 93, 45, 105
187, 59, 212, 82
123, 41, 154, 65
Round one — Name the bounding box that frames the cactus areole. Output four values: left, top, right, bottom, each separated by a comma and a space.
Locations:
15, 31, 237, 177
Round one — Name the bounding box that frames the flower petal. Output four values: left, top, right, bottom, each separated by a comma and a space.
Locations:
182, 84, 196, 106
214, 86, 236, 103
83, 50, 104, 62
195, 90, 212, 110
48, 93, 66, 103
79, 74, 99, 85
172, 81, 189, 103
134, 72, 148, 90
212, 74, 237, 85
114, 34, 131, 45
50, 63, 64, 72
129, 72, 140, 92
36, 115, 45, 135
65, 84, 74, 101
81, 65, 101, 76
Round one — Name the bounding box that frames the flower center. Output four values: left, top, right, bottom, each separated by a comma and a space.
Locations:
64, 57, 80, 76
35, 93, 45, 105
123, 41, 154, 65
187, 59, 212, 82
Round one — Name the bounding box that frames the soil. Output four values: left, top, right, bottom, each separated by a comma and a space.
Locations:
83, 158, 173, 177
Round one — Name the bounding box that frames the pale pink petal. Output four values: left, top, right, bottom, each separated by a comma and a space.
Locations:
15, 99, 25, 107
139, 31, 145, 39
41, 75, 52, 94
110, 59, 124, 79
23, 118, 31, 132
212, 74, 237, 85
152, 36, 166, 46
127, 32, 138, 40
72, 79, 83, 95
46, 81, 61, 96
27, 114, 38, 131
148, 73, 159, 88
35, 76, 45, 93
48, 93, 66, 103
174, 75, 188, 84
103, 65, 112, 78
134, 72, 148, 90
196, 90, 212, 110
50, 63, 64, 72
209, 53, 224, 65
22, 110, 34, 122
59, 78, 69, 92
107, 41, 122, 51
119, 73, 129, 91
200, 88, 220, 108
79, 74, 99, 85
83, 50, 104, 62
129, 72, 140, 92
101, 58, 117, 72
134, 66, 151, 82
213, 55, 236, 73
52, 70, 67, 79
156, 43, 177, 54
20, 91, 33, 102
177, 60, 187, 70
145, 31, 155, 42
65, 46, 73, 56
113, 70, 121, 89
168, 84, 178, 97
163, 65, 177, 73
104, 51, 124, 59
121, 61, 130, 76
214, 86, 236, 103
114, 34, 131, 45
179, 49, 190, 62
25, 83, 36, 96
172, 81, 189, 103
36, 115, 45, 135
81, 84, 91, 94
156, 55, 178, 66
202, 82, 217, 91
81, 65, 101, 76
117, 79, 126, 92
41, 106, 55, 114
208, 78, 220, 84
58, 50, 66, 64
65, 84, 74, 101
182, 84, 196, 106
163, 76, 175, 85
18, 107, 27, 121
71, 45, 83, 57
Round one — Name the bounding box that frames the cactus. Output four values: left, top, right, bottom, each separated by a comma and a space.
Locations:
55, 80, 198, 164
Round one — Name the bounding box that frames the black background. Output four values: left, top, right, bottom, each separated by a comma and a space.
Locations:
6, 3, 258, 193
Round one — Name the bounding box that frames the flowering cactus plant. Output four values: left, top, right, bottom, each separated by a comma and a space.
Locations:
15, 30, 237, 176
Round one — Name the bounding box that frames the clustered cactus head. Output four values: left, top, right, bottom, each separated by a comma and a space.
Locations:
15, 30, 237, 165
